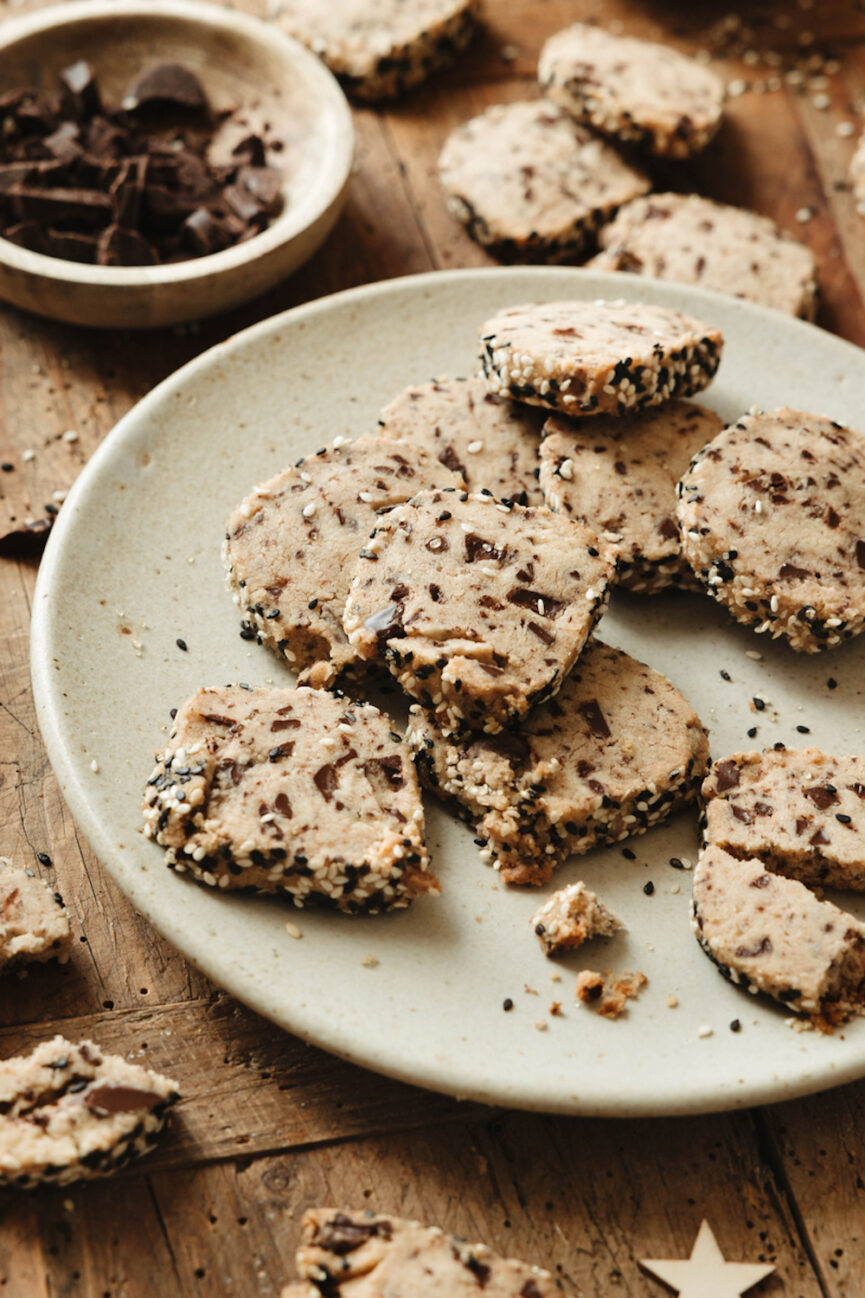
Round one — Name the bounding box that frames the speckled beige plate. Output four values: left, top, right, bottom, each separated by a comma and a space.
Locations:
32, 268, 865, 1116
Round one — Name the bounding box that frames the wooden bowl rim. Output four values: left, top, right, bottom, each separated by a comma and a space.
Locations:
0, 0, 355, 288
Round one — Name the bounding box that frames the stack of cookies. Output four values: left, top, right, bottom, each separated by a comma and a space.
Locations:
439, 22, 819, 319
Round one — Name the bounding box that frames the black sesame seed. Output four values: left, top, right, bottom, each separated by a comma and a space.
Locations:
176, 638, 188, 652
1, 462, 14, 472
669, 857, 684, 869
622, 847, 636, 860
796, 725, 810, 734
170, 708, 178, 719
836, 814, 852, 824
730, 1019, 741, 1033
720, 670, 731, 682
827, 677, 838, 690
752, 697, 765, 711
308, 599, 318, 609
36, 852, 52, 867
747, 727, 758, 739
643, 881, 655, 896
503, 998, 514, 1012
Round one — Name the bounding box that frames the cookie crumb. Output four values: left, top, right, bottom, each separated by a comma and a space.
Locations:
361, 954, 379, 969
667, 994, 679, 1009
575, 969, 648, 1018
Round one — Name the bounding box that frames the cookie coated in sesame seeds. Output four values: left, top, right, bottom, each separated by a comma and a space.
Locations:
0, 1036, 180, 1189
539, 23, 725, 159
532, 880, 621, 957
143, 686, 438, 913
407, 638, 710, 884
691, 845, 865, 1024
278, 0, 480, 102
479, 300, 724, 418
701, 747, 865, 891
590, 193, 819, 320
438, 99, 649, 262
0, 857, 72, 970
292, 1208, 564, 1295
676, 408, 865, 653
377, 377, 545, 507
539, 401, 723, 593
343, 487, 614, 735
223, 436, 461, 689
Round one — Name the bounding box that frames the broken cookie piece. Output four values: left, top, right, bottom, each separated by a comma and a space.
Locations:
291, 1208, 563, 1295
691, 845, 865, 1025
0, 1036, 179, 1188
532, 881, 621, 956
408, 639, 709, 884
701, 748, 865, 891
575, 969, 648, 1018
143, 686, 438, 912
0, 857, 72, 970
344, 488, 613, 735
224, 436, 460, 688
479, 301, 724, 418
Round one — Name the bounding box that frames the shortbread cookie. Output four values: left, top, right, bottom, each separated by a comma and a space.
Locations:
143, 686, 438, 912
692, 845, 865, 1023
343, 488, 613, 734
408, 639, 709, 884
591, 193, 819, 320
377, 377, 545, 506
701, 748, 865, 891
0, 1036, 179, 1188
438, 99, 649, 262
539, 401, 723, 592
532, 880, 621, 956
539, 23, 724, 159
0, 858, 72, 970
293, 1209, 563, 1296
279, 0, 480, 102
676, 408, 865, 652
479, 301, 724, 417
224, 437, 460, 688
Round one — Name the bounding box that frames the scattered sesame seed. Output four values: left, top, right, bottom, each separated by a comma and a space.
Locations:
285, 921, 303, 939
22, 449, 35, 462
811, 93, 830, 110
176, 638, 188, 652
837, 120, 856, 137
730, 1019, 742, 1033
667, 994, 679, 1009
467, 440, 484, 454
361, 954, 379, 969
90, 759, 100, 773
62, 429, 79, 442
503, 998, 514, 1011
745, 650, 763, 661
796, 724, 810, 734
302, 501, 317, 517
643, 881, 655, 896
697, 1024, 714, 1039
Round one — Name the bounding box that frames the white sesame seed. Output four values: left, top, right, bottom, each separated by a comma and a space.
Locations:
285, 920, 303, 939
22, 449, 35, 462
697, 1024, 714, 1039
358, 491, 373, 502
745, 649, 763, 661
90, 758, 100, 773
837, 121, 856, 137
52, 490, 67, 503
795, 206, 814, 223
558, 459, 574, 480
62, 429, 79, 443
302, 501, 317, 517
812, 93, 830, 110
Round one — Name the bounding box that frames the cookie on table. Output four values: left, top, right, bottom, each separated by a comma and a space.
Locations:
408, 639, 710, 884
377, 376, 545, 507
691, 845, 865, 1024
343, 488, 614, 735
538, 23, 725, 159
676, 408, 865, 653
591, 193, 819, 320
224, 436, 461, 689
532, 880, 621, 956
701, 748, 865, 891
0, 857, 72, 970
143, 685, 438, 913
0, 1036, 179, 1189
292, 1208, 563, 1296
438, 99, 650, 263
479, 300, 724, 418
539, 401, 723, 593
278, 0, 480, 102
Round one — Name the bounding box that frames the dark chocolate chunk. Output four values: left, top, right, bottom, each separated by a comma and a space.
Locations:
84, 1084, 161, 1115
60, 60, 102, 117
122, 62, 208, 114
97, 224, 157, 266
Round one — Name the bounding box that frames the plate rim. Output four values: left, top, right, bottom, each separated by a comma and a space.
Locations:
30, 265, 865, 1117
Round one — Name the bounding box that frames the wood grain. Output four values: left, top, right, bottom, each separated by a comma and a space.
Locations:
2, 1, 865, 1296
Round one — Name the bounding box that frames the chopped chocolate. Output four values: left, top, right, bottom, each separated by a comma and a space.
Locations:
0, 61, 284, 266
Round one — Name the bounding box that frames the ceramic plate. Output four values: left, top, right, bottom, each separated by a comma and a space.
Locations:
31, 268, 865, 1116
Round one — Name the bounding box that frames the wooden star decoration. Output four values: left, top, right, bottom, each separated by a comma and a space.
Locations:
639, 1221, 775, 1298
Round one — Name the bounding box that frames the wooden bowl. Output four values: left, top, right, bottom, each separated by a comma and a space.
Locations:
0, 0, 354, 329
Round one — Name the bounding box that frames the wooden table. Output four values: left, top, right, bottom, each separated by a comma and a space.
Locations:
2, 1, 864, 1293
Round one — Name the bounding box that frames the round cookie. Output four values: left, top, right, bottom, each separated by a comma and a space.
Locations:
224, 436, 461, 687
343, 487, 614, 735
539, 401, 723, 592
691, 845, 865, 1023
437, 99, 649, 263
539, 23, 724, 159
143, 685, 438, 912
591, 193, 819, 320
676, 408, 865, 653
701, 747, 865, 891
479, 300, 724, 417
377, 376, 544, 506
278, 0, 480, 102
408, 638, 710, 884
